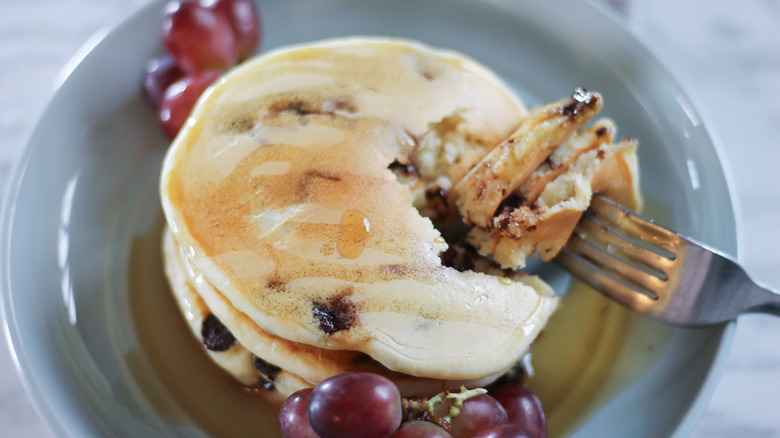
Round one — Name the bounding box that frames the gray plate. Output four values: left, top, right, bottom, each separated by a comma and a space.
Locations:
1, 0, 737, 436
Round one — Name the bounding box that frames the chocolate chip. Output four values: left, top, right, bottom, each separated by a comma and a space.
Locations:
497, 193, 525, 215
388, 159, 419, 178
425, 186, 450, 219
425, 186, 447, 202
201, 314, 237, 351
252, 355, 282, 390
440, 246, 475, 272
561, 87, 597, 118
491, 193, 526, 231
313, 291, 357, 335
440, 246, 458, 268
254, 356, 282, 378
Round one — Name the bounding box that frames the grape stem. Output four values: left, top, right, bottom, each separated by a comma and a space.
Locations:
401, 386, 488, 430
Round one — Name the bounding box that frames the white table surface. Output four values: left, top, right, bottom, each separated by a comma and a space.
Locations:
1, 0, 778, 436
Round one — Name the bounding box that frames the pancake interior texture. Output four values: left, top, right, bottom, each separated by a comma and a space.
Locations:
160, 37, 639, 394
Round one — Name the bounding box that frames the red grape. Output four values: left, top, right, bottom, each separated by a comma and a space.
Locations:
390, 421, 452, 438
158, 70, 221, 139
279, 388, 321, 438
206, 0, 262, 60
308, 372, 402, 438
161, 0, 238, 73
490, 384, 546, 438
435, 394, 508, 438
470, 424, 533, 438
143, 55, 184, 107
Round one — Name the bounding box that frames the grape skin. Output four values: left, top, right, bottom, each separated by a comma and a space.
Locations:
490, 384, 546, 438
207, 0, 262, 60
161, 1, 238, 74
275, 373, 550, 438
435, 394, 508, 438
390, 421, 452, 438
470, 423, 533, 438
158, 70, 221, 139
143, 55, 184, 107
308, 372, 402, 438
152, 0, 264, 138
279, 388, 321, 438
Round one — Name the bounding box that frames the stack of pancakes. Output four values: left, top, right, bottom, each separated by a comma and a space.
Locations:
159, 37, 639, 403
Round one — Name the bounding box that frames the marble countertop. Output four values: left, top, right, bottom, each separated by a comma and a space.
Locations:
1, 0, 778, 436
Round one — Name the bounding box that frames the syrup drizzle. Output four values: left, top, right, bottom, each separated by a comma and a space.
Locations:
337, 209, 371, 259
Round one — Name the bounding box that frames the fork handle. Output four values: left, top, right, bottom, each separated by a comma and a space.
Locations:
698, 251, 780, 322
743, 277, 780, 316
722, 254, 780, 316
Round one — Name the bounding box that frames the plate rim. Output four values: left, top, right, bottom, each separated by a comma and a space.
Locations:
0, 1, 163, 436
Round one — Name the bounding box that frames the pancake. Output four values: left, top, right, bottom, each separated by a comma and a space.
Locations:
453, 88, 603, 229
465, 116, 642, 269
163, 228, 512, 399
160, 37, 561, 381
163, 232, 312, 405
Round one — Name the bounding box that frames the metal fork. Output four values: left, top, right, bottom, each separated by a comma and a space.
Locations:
555, 194, 780, 326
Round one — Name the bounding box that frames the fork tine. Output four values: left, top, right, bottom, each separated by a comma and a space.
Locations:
565, 232, 665, 297
576, 212, 676, 276
589, 194, 680, 254
556, 247, 659, 310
